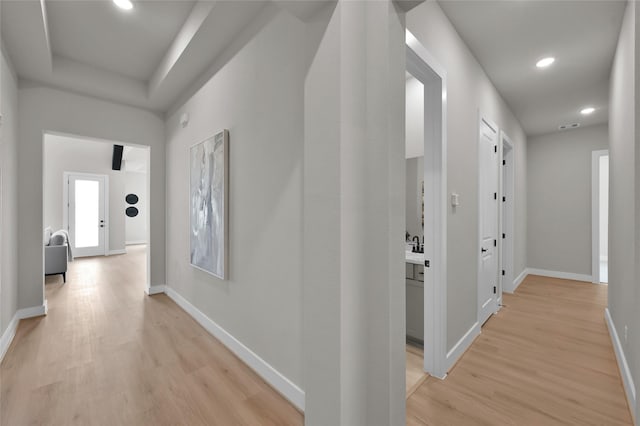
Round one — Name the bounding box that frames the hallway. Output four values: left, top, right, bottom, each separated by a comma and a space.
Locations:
407, 275, 633, 425
0, 246, 302, 425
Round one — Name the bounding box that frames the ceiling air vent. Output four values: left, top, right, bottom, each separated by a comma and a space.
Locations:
559, 123, 580, 131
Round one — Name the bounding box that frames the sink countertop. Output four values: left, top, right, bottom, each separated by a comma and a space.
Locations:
405, 251, 424, 265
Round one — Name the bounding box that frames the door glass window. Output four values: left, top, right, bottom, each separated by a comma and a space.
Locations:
75, 180, 100, 248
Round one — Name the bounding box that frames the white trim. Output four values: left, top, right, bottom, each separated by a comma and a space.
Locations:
445, 321, 480, 374
604, 308, 636, 419
145, 285, 166, 296
0, 314, 19, 362
107, 249, 127, 256
499, 133, 515, 304
406, 30, 448, 380
17, 300, 48, 319
506, 268, 528, 293
527, 268, 592, 283
126, 240, 147, 246
164, 286, 305, 411
591, 150, 608, 284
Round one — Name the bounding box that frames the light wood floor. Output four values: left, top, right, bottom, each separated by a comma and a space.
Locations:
406, 343, 427, 397
407, 275, 634, 425
1, 246, 302, 425
2, 253, 633, 425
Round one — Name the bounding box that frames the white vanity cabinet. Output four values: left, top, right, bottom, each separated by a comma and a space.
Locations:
406, 263, 424, 343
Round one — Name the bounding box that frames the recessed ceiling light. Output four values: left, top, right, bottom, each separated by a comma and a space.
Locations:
113, 0, 133, 11
581, 107, 595, 115
536, 57, 555, 68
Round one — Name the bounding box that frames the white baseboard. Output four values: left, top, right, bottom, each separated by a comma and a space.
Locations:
446, 321, 480, 372
126, 241, 147, 246
527, 268, 592, 283
605, 308, 636, 420
17, 300, 48, 319
0, 314, 19, 362
145, 285, 166, 296
107, 249, 127, 256
505, 269, 528, 293
164, 286, 305, 412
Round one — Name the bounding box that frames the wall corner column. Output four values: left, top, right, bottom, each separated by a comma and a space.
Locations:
303, 1, 406, 424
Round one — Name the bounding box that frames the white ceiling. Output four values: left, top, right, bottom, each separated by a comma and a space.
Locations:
0, 0, 281, 113
438, 0, 627, 136
46, 1, 195, 81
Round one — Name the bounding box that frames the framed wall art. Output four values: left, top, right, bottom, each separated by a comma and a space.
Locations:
190, 130, 229, 279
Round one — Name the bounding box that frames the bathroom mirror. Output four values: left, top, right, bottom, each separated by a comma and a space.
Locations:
406, 156, 424, 242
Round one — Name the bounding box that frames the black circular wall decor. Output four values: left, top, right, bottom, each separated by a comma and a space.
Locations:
126, 207, 139, 218
125, 194, 139, 205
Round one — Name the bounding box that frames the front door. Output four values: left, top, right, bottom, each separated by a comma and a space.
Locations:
67, 174, 107, 257
478, 118, 499, 325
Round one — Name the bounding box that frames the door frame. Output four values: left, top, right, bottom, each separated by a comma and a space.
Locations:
406, 30, 448, 379
591, 149, 609, 284
477, 114, 500, 325
44, 130, 152, 295
500, 133, 515, 295
63, 171, 110, 257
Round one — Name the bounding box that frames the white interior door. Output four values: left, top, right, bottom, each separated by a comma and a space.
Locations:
67, 174, 107, 257
478, 118, 499, 326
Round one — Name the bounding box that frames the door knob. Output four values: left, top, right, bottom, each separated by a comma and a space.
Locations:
481, 248, 487, 253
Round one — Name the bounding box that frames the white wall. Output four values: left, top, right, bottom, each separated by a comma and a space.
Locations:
0, 47, 19, 339
407, 2, 528, 351
527, 125, 608, 276
165, 5, 306, 393
125, 171, 147, 244
609, 0, 638, 418
43, 134, 127, 252
167, 2, 406, 423
406, 76, 424, 159
599, 155, 609, 260
17, 85, 165, 310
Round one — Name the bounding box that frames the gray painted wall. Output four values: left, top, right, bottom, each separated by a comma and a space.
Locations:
527, 125, 608, 276
609, 0, 638, 414
165, 6, 306, 392
43, 134, 127, 253
17, 85, 165, 310
0, 48, 19, 337
407, 2, 528, 350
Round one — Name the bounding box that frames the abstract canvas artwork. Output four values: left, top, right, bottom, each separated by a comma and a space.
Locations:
190, 130, 229, 279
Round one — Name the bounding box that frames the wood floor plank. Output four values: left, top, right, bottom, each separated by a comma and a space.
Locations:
1, 246, 302, 425
1, 249, 632, 425
407, 275, 634, 426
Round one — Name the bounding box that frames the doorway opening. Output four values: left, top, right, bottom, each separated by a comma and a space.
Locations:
404, 30, 448, 393
43, 132, 151, 300
592, 150, 609, 284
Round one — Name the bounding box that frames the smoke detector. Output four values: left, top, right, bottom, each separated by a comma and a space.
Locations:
558, 123, 580, 131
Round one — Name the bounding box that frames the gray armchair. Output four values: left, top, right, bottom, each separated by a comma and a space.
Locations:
45, 244, 68, 283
